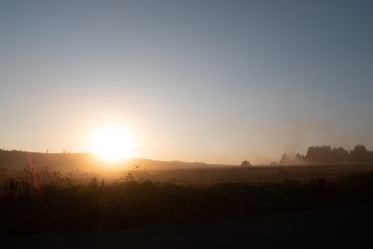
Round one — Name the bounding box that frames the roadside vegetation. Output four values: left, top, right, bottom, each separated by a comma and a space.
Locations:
1, 166, 373, 235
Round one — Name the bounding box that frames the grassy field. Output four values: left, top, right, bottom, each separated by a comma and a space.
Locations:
1, 163, 373, 235
144, 163, 373, 184
2, 162, 373, 186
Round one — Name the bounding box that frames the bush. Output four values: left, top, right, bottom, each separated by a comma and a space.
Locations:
241, 160, 251, 167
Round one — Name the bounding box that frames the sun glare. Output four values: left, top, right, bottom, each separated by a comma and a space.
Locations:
91, 126, 134, 161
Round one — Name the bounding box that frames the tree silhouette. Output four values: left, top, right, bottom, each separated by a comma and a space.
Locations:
281, 145, 373, 164
350, 145, 371, 162
241, 160, 252, 167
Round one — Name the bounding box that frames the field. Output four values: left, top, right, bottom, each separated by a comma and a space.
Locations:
2, 150, 373, 183
1, 157, 373, 236
142, 163, 373, 184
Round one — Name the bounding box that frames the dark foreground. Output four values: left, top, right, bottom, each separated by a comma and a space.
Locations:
2, 200, 372, 249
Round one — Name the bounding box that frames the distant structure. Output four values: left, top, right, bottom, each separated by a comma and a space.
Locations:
241, 160, 252, 167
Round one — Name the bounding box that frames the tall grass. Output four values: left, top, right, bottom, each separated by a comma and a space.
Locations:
1, 167, 373, 235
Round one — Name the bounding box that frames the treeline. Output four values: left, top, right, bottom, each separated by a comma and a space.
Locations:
280, 145, 373, 164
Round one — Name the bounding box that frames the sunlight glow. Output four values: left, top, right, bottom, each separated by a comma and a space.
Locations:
91, 126, 134, 161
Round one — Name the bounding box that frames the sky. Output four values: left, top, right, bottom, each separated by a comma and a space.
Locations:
0, 0, 372, 164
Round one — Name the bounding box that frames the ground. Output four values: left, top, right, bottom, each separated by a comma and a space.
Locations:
2, 200, 372, 249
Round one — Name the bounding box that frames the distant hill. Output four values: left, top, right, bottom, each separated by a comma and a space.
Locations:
0, 150, 237, 171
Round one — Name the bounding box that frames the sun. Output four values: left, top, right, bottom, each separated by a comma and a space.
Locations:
91, 126, 134, 161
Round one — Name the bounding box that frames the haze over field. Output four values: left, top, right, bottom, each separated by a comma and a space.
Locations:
0, 0, 372, 164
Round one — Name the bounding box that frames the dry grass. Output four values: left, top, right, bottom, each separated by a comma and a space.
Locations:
1, 163, 373, 235
127, 163, 373, 185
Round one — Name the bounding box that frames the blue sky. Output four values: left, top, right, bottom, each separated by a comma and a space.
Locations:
0, 0, 372, 164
